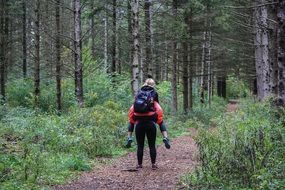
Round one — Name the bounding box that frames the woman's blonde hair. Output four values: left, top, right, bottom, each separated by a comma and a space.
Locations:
143, 78, 155, 87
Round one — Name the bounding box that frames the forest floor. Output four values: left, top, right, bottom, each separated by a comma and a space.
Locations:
53, 102, 238, 190
227, 100, 239, 112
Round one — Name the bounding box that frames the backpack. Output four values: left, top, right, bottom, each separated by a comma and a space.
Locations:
133, 89, 155, 113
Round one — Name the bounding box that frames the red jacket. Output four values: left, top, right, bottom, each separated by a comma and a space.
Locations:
128, 101, 163, 125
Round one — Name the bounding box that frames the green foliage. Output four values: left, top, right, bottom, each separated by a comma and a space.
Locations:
0, 100, 127, 189
183, 99, 285, 189
227, 77, 250, 99
195, 96, 227, 126
6, 79, 34, 107
5, 70, 132, 113
156, 81, 172, 114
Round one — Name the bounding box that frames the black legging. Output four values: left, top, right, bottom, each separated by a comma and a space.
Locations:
135, 121, 157, 165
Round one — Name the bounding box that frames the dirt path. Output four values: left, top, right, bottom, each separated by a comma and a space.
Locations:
226, 100, 239, 112
54, 102, 238, 190
54, 131, 198, 190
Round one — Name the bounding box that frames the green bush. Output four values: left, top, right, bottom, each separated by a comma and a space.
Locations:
5, 71, 132, 113
156, 81, 172, 114
0, 100, 128, 189
183, 99, 285, 189
186, 96, 227, 127
6, 79, 34, 107
227, 77, 250, 99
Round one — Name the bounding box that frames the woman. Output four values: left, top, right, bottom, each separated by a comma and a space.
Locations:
126, 78, 170, 169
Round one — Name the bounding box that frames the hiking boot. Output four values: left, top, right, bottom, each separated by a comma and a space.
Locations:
152, 164, 158, 170
136, 165, 142, 169
163, 137, 171, 149
125, 137, 133, 148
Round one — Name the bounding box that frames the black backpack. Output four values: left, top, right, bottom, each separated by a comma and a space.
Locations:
134, 89, 154, 113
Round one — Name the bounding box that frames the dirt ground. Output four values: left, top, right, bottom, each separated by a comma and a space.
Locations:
226, 100, 239, 112
53, 132, 198, 190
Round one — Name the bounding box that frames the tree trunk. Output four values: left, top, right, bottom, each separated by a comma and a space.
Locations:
104, 1, 108, 72
74, 0, 84, 107
217, 76, 226, 98
268, 4, 278, 95
69, 1, 75, 71
55, 0, 62, 112
166, 43, 169, 81
144, 0, 152, 79
91, 1, 96, 59
260, 2, 270, 98
131, 0, 139, 95
6, 7, 10, 81
254, 0, 270, 101
22, 0, 27, 78
200, 31, 206, 104
117, 27, 121, 74
34, 0, 40, 107
188, 42, 193, 110
171, 0, 178, 114
139, 44, 144, 84
277, 0, 285, 104
111, 0, 117, 74
177, 44, 180, 84
187, 10, 193, 110
182, 41, 188, 113
207, 31, 212, 107
0, 0, 5, 102
127, 0, 132, 70
164, 41, 169, 81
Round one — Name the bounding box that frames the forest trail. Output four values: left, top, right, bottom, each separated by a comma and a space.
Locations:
226, 100, 239, 112
53, 134, 198, 190
53, 101, 238, 190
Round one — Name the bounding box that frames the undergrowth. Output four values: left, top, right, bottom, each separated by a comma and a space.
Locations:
0, 77, 150, 189
181, 99, 285, 190
0, 74, 232, 189
0, 101, 128, 189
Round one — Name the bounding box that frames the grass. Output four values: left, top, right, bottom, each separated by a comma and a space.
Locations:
180, 98, 285, 190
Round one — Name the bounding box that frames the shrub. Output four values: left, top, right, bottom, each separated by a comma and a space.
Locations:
227, 77, 250, 99
6, 78, 34, 107
187, 96, 227, 127
0, 100, 128, 189
183, 99, 285, 189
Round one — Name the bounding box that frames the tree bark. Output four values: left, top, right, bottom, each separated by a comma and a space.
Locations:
131, 0, 140, 95
111, 0, 117, 74
277, 0, 285, 104
217, 76, 226, 98
207, 30, 212, 107
104, 1, 108, 72
22, 0, 27, 78
254, 0, 270, 101
55, 0, 62, 112
0, 0, 6, 102
164, 40, 169, 81
188, 41, 193, 110
127, 0, 132, 70
34, 0, 40, 107
117, 26, 121, 74
91, 0, 96, 59
144, 0, 152, 79
74, 0, 84, 107
200, 31, 206, 104
42, 0, 52, 78
182, 41, 188, 113
171, 0, 178, 114
186, 10, 193, 110
268, 4, 278, 95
